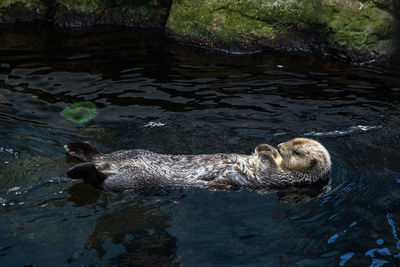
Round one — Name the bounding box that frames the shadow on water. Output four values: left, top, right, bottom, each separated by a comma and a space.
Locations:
64, 183, 179, 266
0, 23, 400, 266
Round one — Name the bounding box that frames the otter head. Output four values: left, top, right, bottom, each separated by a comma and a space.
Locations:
278, 138, 331, 178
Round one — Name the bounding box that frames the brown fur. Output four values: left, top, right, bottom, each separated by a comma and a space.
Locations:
65, 138, 331, 192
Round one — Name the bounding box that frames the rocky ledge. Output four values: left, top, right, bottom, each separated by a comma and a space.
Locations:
0, 0, 399, 63
0, 0, 171, 28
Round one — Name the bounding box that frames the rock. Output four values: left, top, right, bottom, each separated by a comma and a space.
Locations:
0, 0, 398, 62
166, 0, 397, 62
53, 0, 171, 28
0, 0, 47, 23
0, 0, 171, 28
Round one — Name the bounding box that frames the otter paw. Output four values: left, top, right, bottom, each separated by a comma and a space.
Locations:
255, 144, 279, 158
66, 162, 106, 185
64, 141, 101, 162
255, 144, 283, 167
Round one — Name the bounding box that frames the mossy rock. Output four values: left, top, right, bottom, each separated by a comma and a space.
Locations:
166, 0, 397, 61
0, 0, 171, 27
0, 0, 397, 61
166, 0, 306, 49
304, 0, 395, 52
60, 101, 98, 124
0, 0, 45, 10
0, 0, 46, 22
54, 0, 171, 27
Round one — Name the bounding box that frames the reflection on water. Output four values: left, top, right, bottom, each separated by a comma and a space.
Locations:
0, 23, 400, 266
65, 185, 178, 266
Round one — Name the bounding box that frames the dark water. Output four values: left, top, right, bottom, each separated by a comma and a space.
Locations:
0, 24, 400, 266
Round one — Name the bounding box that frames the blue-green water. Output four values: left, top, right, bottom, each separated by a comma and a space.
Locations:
0, 24, 400, 266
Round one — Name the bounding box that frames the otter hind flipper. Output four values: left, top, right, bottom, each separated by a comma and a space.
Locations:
66, 162, 106, 185
64, 141, 101, 162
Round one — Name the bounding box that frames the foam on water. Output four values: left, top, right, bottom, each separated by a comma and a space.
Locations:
304, 125, 382, 137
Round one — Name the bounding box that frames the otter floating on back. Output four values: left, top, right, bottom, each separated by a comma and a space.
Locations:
64, 138, 331, 192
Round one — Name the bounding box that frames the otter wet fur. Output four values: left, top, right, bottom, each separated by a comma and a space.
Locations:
64, 138, 331, 192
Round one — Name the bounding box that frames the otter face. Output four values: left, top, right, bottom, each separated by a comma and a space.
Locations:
278, 138, 331, 175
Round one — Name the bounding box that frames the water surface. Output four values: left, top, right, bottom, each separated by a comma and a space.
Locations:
0, 24, 400, 266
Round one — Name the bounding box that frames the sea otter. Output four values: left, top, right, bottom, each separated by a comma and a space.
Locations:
64, 138, 331, 192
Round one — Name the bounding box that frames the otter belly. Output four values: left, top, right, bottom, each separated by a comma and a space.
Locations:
93, 150, 255, 192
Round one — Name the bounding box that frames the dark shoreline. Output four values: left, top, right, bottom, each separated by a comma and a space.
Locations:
1, 0, 399, 65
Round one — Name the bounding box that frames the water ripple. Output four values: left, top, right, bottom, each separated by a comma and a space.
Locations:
0, 24, 399, 266
304, 125, 382, 137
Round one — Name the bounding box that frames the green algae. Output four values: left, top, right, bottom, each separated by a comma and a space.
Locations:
303, 1, 395, 51
0, 0, 396, 60
54, 0, 170, 23
0, 0, 170, 26
60, 101, 98, 124
0, 0, 46, 21
166, 0, 305, 46
166, 0, 396, 56
0, 0, 43, 8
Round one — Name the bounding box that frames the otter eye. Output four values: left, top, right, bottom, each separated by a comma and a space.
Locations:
293, 150, 301, 156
